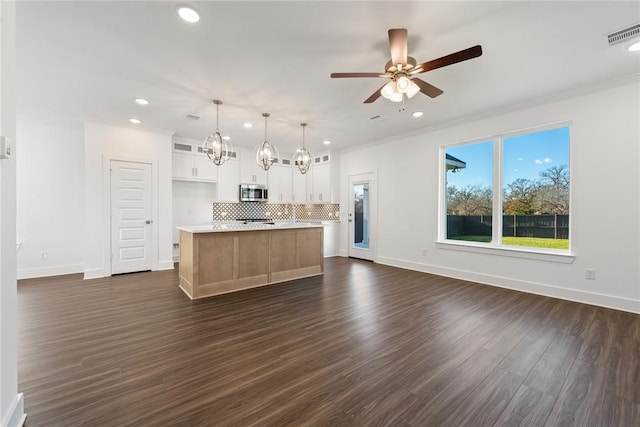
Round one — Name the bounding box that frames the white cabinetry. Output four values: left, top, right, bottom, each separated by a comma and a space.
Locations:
216, 157, 240, 202
268, 159, 293, 203
307, 152, 333, 203
172, 140, 218, 182
239, 148, 267, 185
292, 168, 308, 203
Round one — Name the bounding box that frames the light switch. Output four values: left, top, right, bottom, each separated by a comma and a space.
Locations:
0, 136, 13, 159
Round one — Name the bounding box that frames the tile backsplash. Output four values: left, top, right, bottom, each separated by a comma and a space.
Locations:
212, 202, 340, 222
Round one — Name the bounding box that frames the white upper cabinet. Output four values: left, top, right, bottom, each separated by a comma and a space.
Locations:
267, 161, 293, 203
239, 148, 268, 185
292, 167, 307, 203
172, 139, 219, 182
307, 152, 333, 203
216, 156, 240, 202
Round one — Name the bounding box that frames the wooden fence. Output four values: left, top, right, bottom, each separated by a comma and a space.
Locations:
447, 214, 569, 239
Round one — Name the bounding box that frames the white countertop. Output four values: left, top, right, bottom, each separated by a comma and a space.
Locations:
177, 221, 325, 233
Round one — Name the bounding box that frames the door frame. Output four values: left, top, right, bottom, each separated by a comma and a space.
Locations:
347, 172, 377, 261
102, 155, 159, 276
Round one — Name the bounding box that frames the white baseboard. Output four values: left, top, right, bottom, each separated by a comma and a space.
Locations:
377, 256, 640, 314
17, 264, 83, 280
2, 392, 25, 427
157, 260, 175, 270
83, 267, 106, 280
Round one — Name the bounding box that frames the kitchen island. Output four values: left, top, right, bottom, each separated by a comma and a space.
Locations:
177, 222, 324, 299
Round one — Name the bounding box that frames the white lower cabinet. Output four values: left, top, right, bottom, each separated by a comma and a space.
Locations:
323, 222, 339, 257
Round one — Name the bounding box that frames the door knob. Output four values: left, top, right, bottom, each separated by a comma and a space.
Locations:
145, 220, 153, 224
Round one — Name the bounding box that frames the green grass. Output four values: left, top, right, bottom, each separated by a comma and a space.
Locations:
449, 235, 569, 250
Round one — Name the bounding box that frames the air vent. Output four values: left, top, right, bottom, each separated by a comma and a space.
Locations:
173, 143, 192, 152
281, 158, 291, 165
608, 23, 640, 46
370, 114, 381, 120
185, 114, 200, 120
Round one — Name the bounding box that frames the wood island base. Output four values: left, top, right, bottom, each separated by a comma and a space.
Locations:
178, 226, 324, 299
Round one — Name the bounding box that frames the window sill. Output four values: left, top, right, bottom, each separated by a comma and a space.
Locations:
436, 240, 575, 264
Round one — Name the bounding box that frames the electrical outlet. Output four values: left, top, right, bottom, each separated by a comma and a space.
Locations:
585, 269, 595, 280
41, 252, 47, 260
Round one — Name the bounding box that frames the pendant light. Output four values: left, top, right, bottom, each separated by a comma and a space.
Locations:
293, 122, 312, 175
202, 99, 233, 166
255, 112, 280, 171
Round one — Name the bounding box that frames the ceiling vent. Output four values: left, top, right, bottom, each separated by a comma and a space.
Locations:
370, 114, 381, 120
185, 114, 200, 120
608, 23, 640, 46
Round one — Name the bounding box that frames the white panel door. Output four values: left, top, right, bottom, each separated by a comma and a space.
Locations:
111, 160, 153, 274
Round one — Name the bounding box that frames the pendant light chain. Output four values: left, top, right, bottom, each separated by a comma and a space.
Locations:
215, 101, 220, 131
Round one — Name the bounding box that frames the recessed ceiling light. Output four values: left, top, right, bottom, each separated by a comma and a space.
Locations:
129, 118, 141, 124
222, 135, 231, 140
134, 98, 149, 105
629, 40, 640, 51
323, 140, 331, 145
412, 111, 424, 118
177, 6, 200, 23
243, 122, 253, 128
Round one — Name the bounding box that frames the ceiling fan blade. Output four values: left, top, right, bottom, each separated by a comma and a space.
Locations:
331, 72, 385, 78
415, 45, 483, 74
412, 78, 444, 98
388, 28, 408, 67
364, 85, 385, 103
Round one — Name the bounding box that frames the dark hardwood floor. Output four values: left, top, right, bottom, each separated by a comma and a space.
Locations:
17, 257, 640, 426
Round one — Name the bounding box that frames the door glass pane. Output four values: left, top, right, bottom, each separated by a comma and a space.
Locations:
353, 183, 369, 249
445, 141, 493, 243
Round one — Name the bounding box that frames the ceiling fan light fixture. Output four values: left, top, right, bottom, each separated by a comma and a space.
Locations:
293, 123, 313, 175
381, 81, 396, 99
203, 100, 233, 166
255, 113, 279, 171
389, 92, 403, 103
406, 81, 420, 99
396, 76, 411, 93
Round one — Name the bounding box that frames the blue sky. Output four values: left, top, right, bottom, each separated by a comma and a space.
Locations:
446, 126, 570, 189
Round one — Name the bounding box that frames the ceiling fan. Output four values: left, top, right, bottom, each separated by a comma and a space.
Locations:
330, 28, 482, 104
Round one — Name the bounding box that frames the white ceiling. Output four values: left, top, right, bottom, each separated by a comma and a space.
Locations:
16, 1, 640, 153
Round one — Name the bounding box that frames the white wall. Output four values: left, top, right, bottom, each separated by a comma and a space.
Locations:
0, 1, 25, 425
340, 78, 640, 313
172, 179, 216, 240
16, 119, 84, 279
84, 122, 173, 278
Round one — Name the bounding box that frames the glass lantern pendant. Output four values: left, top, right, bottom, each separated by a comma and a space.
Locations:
256, 112, 280, 171
202, 99, 233, 166
293, 122, 312, 174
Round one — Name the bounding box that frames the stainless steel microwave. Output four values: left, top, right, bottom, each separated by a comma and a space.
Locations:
239, 184, 268, 202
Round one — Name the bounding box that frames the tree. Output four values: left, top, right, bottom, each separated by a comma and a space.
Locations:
535, 164, 569, 214
447, 184, 492, 215
503, 178, 537, 214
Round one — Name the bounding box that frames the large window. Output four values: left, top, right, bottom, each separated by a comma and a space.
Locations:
443, 125, 570, 252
